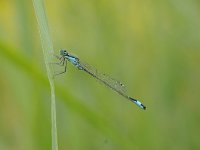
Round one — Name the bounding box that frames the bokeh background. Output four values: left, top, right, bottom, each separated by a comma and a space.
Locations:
0, 0, 200, 150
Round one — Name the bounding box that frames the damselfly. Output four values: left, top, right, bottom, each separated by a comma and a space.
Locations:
54, 49, 146, 110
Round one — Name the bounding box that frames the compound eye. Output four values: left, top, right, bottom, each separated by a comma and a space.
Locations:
63, 50, 67, 54
65, 51, 68, 55
60, 49, 67, 56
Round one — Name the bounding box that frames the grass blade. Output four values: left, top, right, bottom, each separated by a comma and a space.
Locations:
32, 0, 58, 150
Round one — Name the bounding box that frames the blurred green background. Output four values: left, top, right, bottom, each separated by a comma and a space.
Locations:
0, 0, 200, 150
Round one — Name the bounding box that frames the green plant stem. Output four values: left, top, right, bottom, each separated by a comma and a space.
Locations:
32, 0, 58, 150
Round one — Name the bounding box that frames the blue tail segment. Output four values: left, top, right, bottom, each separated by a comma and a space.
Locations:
129, 97, 146, 110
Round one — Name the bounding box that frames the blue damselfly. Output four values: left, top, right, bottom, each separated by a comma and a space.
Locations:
54, 49, 146, 110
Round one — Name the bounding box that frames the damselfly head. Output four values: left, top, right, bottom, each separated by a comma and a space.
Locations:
60, 49, 68, 56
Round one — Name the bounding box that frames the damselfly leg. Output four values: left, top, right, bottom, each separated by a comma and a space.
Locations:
50, 55, 67, 77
